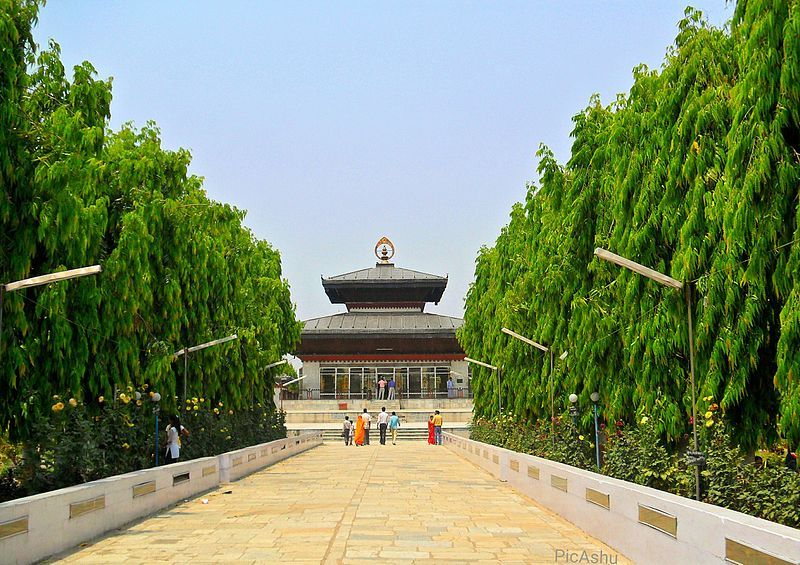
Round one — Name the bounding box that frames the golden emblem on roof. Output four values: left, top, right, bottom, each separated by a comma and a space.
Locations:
375, 236, 395, 263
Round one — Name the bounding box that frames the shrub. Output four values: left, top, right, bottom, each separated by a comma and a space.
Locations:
0, 391, 286, 502
470, 405, 800, 529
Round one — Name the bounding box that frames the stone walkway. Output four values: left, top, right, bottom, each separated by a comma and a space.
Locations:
52, 442, 630, 564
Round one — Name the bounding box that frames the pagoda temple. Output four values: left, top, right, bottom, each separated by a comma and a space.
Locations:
295, 237, 470, 399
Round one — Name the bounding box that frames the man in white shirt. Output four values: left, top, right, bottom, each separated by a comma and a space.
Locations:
362, 408, 371, 445
377, 407, 390, 445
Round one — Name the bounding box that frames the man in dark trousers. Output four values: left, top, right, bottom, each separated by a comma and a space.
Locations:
377, 407, 390, 445
362, 407, 371, 445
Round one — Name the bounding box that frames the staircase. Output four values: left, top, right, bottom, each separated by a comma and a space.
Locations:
283, 398, 473, 442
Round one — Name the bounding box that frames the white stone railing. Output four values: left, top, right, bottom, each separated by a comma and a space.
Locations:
443, 433, 800, 565
0, 432, 322, 564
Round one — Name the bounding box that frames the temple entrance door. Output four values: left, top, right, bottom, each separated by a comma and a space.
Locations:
349, 368, 363, 400
408, 367, 421, 397
377, 367, 393, 400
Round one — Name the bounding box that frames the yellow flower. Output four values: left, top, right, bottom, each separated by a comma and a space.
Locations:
199, 398, 205, 403
127, 386, 133, 392
218, 401, 224, 407
228, 410, 234, 415
69, 398, 78, 407
640, 416, 649, 424
186, 399, 192, 404
127, 422, 135, 427
186, 407, 192, 412
705, 419, 714, 428
578, 435, 585, 441
704, 411, 713, 419
213, 408, 220, 415
226, 435, 232, 440
136, 400, 142, 407
193, 405, 199, 411
122, 443, 130, 449
143, 383, 149, 390
52, 402, 64, 412
52, 395, 60, 400
98, 396, 105, 403
192, 397, 198, 403
149, 391, 155, 398
119, 393, 130, 404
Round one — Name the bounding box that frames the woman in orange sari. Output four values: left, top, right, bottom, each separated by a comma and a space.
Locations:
427, 415, 435, 445
355, 414, 365, 446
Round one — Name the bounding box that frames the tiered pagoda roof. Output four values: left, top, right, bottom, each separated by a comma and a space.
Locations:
295, 239, 464, 362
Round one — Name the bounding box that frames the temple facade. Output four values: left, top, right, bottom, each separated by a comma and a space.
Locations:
295, 237, 470, 400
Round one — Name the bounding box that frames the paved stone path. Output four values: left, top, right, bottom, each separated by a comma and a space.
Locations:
53, 443, 629, 564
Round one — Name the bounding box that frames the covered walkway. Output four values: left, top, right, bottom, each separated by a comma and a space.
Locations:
52, 442, 628, 563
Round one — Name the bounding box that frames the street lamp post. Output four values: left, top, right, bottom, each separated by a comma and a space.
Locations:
151, 392, 162, 466
594, 247, 701, 501
501, 327, 567, 449
0, 265, 103, 354
568, 393, 579, 427
590, 391, 601, 470
262, 359, 290, 409
464, 357, 500, 414
173, 334, 238, 402
279, 374, 306, 411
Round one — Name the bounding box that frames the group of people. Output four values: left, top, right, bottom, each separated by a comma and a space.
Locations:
343, 407, 401, 445
341, 408, 445, 446
375, 378, 397, 400
427, 410, 443, 445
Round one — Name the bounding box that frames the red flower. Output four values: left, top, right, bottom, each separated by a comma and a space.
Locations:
615, 420, 624, 428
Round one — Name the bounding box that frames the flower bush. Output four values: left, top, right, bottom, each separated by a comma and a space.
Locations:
0, 391, 286, 502
470, 402, 800, 529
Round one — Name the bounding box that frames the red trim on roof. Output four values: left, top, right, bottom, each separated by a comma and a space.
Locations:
297, 353, 465, 362
346, 302, 425, 310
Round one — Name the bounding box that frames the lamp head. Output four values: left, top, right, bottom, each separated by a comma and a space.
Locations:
151, 392, 161, 402
590, 392, 600, 402
568, 393, 578, 404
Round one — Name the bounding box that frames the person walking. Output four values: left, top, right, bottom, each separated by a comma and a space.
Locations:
433, 410, 443, 445
164, 415, 186, 464
389, 411, 400, 444
355, 415, 365, 446
378, 377, 387, 400
362, 408, 371, 445
427, 415, 435, 445
377, 407, 389, 445
342, 416, 353, 446
387, 377, 396, 400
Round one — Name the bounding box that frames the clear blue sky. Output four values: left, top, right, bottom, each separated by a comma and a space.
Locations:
34, 1, 732, 321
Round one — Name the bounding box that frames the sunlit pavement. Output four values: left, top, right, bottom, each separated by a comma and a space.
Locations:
52, 442, 629, 564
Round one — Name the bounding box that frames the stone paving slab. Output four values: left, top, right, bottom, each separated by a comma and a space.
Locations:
49, 442, 630, 564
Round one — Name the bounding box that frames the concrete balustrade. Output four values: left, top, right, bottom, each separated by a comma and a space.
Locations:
0, 432, 322, 565
444, 433, 800, 565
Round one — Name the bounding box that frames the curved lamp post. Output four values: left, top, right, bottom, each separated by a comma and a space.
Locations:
464, 357, 499, 414
279, 372, 305, 411
173, 334, 238, 402
0, 265, 102, 356
594, 247, 700, 501
501, 327, 568, 448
